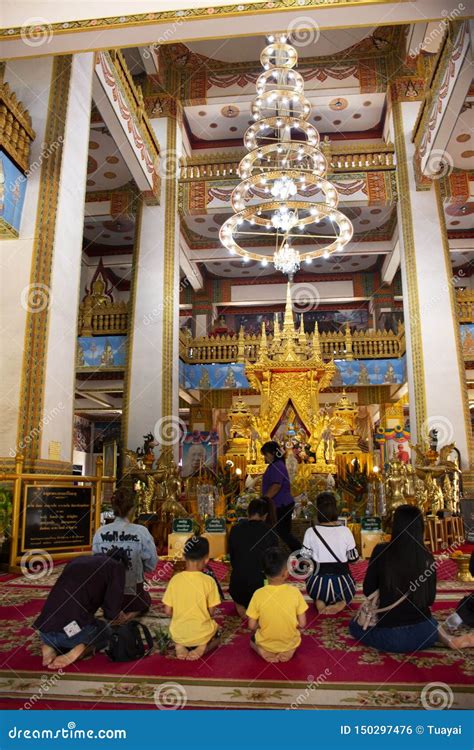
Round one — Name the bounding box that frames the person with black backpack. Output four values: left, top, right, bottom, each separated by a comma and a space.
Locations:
34, 548, 130, 670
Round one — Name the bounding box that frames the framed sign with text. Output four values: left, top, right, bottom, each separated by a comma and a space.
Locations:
21, 485, 93, 553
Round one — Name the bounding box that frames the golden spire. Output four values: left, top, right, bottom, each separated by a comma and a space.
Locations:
312, 321, 322, 360
298, 314, 306, 347
273, 312, 281, 352
260, 321, 268, 356
282, 282, 296, 337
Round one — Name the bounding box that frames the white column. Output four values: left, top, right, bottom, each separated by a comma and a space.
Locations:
41, 53, 94, 461
0, 54, 93, 466
394, 100, 471, 467
0, 58, 53, 459
125, 113, 182, 459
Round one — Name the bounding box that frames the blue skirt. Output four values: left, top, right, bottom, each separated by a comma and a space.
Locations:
307, 572, 356, 605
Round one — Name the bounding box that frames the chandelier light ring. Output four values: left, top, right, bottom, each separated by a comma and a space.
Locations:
260, 41, 298, 69
256, 68, 305, 96
231, 172, 340, 215
219, 202, 353, 261
238, 142, 327, 180
244, 117, 320, 150
252, 90, 311, 120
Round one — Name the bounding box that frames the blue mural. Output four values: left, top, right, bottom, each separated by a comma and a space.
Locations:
183, 363, 250, 390
77, 336, 126, 369
0, 152, 27, 236
333, 357, 406, 386
182, 356, 406, 390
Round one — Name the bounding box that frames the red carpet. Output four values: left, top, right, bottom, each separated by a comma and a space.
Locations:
0, 554, 472, 710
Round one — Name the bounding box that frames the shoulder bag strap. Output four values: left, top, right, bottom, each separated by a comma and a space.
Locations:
312, 525, 343, 564
376, 592, 409, 614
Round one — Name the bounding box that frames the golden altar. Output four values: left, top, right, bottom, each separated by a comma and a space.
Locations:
224, 283, 363, 478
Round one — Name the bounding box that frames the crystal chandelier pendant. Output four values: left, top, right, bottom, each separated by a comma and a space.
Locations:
274, 242, 301, 276
219, 33, 353, 276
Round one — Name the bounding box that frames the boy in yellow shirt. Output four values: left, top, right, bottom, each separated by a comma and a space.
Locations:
247, 547, 308, 663
163, 536, 221, 660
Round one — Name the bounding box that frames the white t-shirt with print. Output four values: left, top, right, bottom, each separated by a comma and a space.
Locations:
302, 524, 358, 564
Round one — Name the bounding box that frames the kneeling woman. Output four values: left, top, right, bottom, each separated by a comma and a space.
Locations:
302, 492, 359, 615
349, 505, 438, 653
93, 488, 158, 618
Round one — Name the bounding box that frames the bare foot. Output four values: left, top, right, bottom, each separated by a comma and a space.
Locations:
175, 644, 189, 660
257, 646, 279, 663
235, 603, 247, 618
48, 643, 87, 670
187, 645, 206, 661
316, 600, 327, 613
447, 633, 474, 649
41, 645, 57, 667
322, 601, 346, 615
277, 649, 295, 662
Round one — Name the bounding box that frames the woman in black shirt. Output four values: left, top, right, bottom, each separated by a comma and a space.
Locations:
349, 505, 438, 653
229, 498, 278, 617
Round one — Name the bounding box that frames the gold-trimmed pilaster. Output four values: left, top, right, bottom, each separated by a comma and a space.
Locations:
161, 114, 179, 442
434, 180, 473, 468
121, 198, 144, 453
16, 56, 72, 462
392, 99, 427, 435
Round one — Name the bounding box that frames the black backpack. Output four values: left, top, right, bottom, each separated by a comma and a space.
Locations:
106, 620, 154, 662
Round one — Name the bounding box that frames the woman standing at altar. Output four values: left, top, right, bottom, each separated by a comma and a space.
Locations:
261, 441, 301, 552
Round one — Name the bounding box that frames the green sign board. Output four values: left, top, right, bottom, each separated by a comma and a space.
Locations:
204, 517, 226, 534
361, 516, 382, 532
172, 518, 193, 534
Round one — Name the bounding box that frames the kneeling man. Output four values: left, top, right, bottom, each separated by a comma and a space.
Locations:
34, 548, 129, 670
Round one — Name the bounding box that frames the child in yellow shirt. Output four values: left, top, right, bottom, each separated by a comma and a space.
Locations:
163, 536, 221, 660
247, 547, 308, 663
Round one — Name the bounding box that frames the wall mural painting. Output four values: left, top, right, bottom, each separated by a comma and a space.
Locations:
460, 324, 474, 359
183, 363, 250, 390
93, 421, 121, 454
332, 357, 406, 386
213, 309, 369, 336
183, 357, 406, 390
73, 416, 92, 452
76, 336, 126, 369
301, 308, 369, 333
0, 152, 27, 237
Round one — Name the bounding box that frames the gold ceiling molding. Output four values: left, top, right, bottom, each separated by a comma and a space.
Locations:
181, 142, 395, 167
413, 22, 465, 154
2, 5, 412, 42
85, 184, 139, 216
99, 50, 161, 203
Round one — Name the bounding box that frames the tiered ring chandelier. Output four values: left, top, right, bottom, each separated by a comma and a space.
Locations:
219, 34, 353, 278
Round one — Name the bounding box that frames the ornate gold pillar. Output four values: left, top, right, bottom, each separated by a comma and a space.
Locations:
0, 54, 94, 472
391, 85, 471, 469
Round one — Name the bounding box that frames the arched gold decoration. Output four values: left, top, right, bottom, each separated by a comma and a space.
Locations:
242, 283, 336, 473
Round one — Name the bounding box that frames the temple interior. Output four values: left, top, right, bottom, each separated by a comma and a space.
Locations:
0, 1, 473, 713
